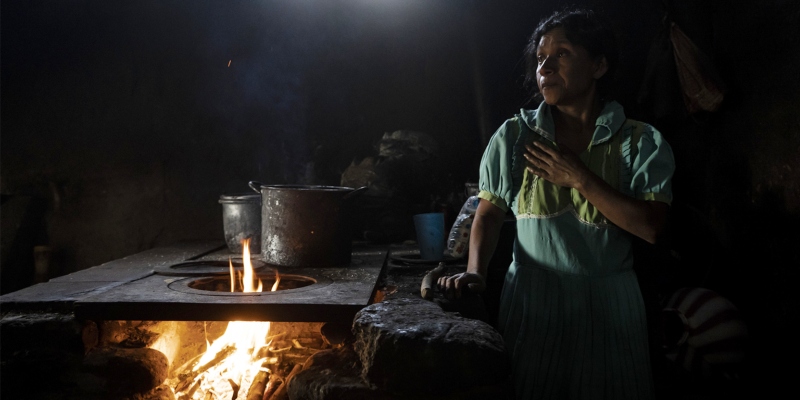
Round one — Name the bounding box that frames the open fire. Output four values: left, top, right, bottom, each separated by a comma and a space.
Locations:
154, 239, 313, 400
1, 239, 389, 400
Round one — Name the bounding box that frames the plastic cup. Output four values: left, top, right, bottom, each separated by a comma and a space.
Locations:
413, 212, 445, 260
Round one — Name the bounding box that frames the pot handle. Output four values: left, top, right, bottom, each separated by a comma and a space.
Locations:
342, 186, 369, 200
248, 181, 263, 194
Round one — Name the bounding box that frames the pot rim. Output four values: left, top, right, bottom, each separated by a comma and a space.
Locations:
219, 193, 261, 203
256, 184, 357, 192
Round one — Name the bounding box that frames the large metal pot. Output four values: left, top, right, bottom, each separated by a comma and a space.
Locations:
248, 182, 367, 267
219, 193, 262, 254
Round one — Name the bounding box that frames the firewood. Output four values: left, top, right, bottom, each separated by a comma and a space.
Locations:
268, 363, 302, 400
178, 378, 202, 400
261, 374, 282, 400
228, 378, 240, 400
420, 263, 446, 300
266, 332, 287, 342
246, 370, 269, 400
173, 352, 204, 378
175, 345, 236, 393
268, 340, 293, 353
175, 373, 200, 395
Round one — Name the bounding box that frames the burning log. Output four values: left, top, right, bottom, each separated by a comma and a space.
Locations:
181, 379, 203, 400
228, 378, 240, 399
175, 345, 236, 393
245, 369, 270, 400
172, 352, 204, 379
261, 374, 283, 400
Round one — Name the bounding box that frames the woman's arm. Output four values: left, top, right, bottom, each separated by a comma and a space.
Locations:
525, 141, 668, 244
575, 167, 669, 244
438, 199, 506, 299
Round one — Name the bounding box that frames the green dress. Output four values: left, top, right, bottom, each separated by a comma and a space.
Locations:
478, 101, 675, 400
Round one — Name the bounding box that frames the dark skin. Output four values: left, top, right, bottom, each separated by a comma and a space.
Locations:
438, 198, 505, 300
439, 27, 668, 299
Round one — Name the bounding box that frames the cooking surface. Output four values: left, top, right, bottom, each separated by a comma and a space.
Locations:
0, 241, 389, 323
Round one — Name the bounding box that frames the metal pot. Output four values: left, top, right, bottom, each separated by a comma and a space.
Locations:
249, 182, 368, 267
219, 193, 262, 254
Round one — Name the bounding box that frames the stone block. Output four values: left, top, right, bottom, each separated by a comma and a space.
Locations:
352, 297, 509, 395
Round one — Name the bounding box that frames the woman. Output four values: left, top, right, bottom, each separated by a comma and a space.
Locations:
439, 7, 674, 400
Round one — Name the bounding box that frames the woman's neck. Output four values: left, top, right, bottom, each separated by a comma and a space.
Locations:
554, 97, 602, 133
552, 96, 604, 152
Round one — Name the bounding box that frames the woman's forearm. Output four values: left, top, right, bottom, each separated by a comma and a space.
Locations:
576, 173, 669, 244
467, 199, 507, 278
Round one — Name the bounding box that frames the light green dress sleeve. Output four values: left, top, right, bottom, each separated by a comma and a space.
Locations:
478, 119, 520, 212
628, 123, 676, 204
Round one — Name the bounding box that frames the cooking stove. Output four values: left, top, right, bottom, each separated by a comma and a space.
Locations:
1, 241, 389, 324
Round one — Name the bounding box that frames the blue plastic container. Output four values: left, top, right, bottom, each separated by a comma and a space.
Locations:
413, 212, 445, 260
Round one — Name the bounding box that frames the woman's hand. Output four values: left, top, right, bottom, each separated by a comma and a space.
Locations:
524, 141, 589, 188
438, 199, 505, 300
525, 141, 669, 244
437, 272, 486, 300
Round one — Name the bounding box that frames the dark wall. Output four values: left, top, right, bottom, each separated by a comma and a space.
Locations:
2, 0, 799, 395
0, 0, 668, 277
1, 0, 486, 279
656, 1, 800, 396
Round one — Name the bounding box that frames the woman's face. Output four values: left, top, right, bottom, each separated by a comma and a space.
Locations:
536, 26, 607, 107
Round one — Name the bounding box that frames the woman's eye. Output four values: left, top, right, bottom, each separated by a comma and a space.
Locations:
536, 55, 545, 63
558, 51, 568, 57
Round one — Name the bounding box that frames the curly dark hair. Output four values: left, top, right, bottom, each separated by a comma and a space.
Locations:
523, 6, 619, 102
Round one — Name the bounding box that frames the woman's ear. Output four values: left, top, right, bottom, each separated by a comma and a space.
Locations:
593, 56, 609, 80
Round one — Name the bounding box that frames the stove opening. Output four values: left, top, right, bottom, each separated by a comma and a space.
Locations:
90, 320, 338, 400
187, 274, 316, 293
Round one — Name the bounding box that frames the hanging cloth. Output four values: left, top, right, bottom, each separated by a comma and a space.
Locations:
669, 21, 727, 114
637, 18, 685, 122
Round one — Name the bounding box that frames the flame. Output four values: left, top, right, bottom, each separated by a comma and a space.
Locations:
172, 239, 280, 399
228, 239, 263, 293
241, 239, 263, 292
271, 269, 280, 292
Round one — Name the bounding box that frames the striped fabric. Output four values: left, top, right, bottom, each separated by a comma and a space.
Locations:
662, 287, 748, 377
498, 263, 654, 399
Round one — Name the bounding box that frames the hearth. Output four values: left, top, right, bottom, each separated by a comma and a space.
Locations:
0, 240, 391, 400
2, 240, 388, 323
1, 241, 514, 400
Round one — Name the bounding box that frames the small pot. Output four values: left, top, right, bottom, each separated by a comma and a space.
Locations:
219, 193, 262, 254
249, 181, 367, 267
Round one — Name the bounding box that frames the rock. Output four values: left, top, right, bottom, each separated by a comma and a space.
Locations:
98, 320, 163, 348
320, 321, 354, 347
287, 346, 390, 400
125, 384, 176, 400
0, 312, 83, 352
83, 346, 169, 396
377, 130, 439, 158
352, 297, 509, 395
0, 312, 85, 398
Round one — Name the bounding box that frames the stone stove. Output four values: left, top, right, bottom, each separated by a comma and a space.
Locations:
0, 241, 511, 400
2, 240, 388, 323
